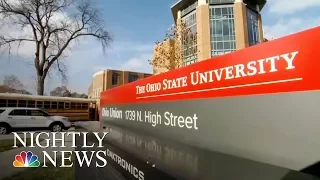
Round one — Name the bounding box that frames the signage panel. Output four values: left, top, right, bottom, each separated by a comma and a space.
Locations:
75, 133, 176, 180
100, 124, 319, 180
101, 27, 320, 105
100, 26, 320, 178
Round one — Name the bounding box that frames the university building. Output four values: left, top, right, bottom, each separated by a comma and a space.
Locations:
154, 0, 266, 74
88, 69, 152, 100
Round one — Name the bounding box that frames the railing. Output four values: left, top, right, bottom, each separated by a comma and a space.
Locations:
181, 1, 198, 17
207, 0, 234, 4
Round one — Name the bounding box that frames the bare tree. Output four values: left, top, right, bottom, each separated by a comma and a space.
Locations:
50, 86, 87, 98
3, 74, 24, 90
0, 0, 112, 95
71, 92, 87, 98
149, 20, 197, 72
50, 85, 70, 96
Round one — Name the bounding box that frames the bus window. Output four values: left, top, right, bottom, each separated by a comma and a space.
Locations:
44, 101, 50, 108
82, 103, 88, 109
65, 102, 71, 109
8, 100, 17, 107
58, 102, 64, 109
51, 102, 58, 109
18, 100, 27, 107
0, 99, 7, 107
76, 103, 82, 109
71, 102, 77, 109
27, 100, 35, 108
36, 101, 43, 108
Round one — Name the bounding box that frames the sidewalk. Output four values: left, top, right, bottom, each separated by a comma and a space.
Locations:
75, 121, 101, 132
0, 131, 75, 180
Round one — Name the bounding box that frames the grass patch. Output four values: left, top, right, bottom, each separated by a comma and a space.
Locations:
0, 138, 44, 153
3, 155, 75, 180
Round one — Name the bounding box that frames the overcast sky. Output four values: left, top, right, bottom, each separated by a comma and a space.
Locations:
0, 0, 319, 94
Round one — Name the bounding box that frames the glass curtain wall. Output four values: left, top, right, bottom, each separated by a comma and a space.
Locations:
182, 11, 197, 66
209, 5, 236, 57
247, 8, 260, 46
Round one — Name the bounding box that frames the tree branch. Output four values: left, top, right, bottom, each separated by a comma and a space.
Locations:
150, 21, 197, 70
0, 0, 112, 95
0, 37, 35, 45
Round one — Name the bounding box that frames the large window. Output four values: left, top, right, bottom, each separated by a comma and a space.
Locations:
112, 72, 119, 85
128, 74, 139, 83
247, 8, 260, 46
209, 5, 236, 57
182, 11, 197, 66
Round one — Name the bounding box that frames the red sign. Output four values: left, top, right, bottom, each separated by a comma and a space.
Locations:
101, 26, 320, 105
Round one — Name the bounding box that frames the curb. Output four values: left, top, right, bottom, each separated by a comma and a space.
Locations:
73, 122, 102, 132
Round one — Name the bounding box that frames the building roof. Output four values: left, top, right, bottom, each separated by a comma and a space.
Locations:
171, 0, 195, 22
0, 85, 11, 93
171, 0, 267, 22
0, 85, 31, 94
92, 69, 152, 78
93, 70, 105, 78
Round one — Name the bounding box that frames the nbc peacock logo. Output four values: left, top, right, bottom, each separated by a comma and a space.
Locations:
13, 151, 40, 167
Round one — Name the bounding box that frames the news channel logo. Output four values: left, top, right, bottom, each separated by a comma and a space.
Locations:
13, 151, 40, 168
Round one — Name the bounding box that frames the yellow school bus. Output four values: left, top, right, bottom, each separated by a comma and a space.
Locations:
0, 93, 98, 121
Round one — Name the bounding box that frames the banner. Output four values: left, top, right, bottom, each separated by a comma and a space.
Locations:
100, 26, 320, 175
101, 27, 320, 105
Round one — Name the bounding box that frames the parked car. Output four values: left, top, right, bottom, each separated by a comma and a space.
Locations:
0, 107, 71, 134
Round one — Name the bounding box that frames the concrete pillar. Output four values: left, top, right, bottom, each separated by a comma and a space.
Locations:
255, 4, 264, 43
196, 4, 211, 61
123, 71, 129, 84
176, 19, 184, 67
177, 10, 181, 19
198, 0, 206, 5
234, 1, 249, 50
257, 13, 264, 43
103, 70, 106, 91
106, 70, 112, 89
